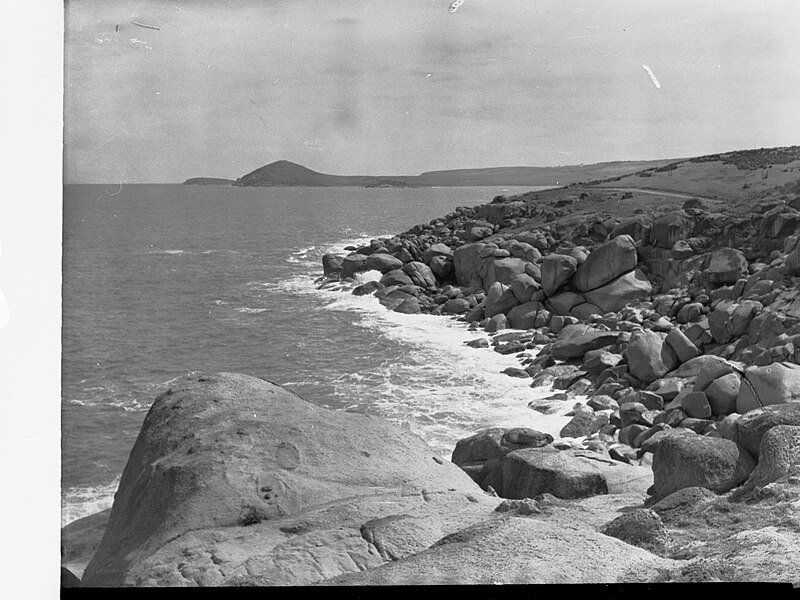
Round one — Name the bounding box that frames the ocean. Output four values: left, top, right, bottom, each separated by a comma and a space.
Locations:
61, 183, 568, 527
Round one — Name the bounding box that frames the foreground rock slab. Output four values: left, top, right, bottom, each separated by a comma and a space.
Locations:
82, 373, 496, 586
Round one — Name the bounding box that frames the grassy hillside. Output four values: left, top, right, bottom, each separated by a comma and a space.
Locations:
593, 146, 800, 201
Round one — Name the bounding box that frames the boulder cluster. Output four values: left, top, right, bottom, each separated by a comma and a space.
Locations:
319, 187, 800, 506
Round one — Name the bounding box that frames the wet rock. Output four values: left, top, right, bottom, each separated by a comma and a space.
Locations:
322, 253, 345, 275
341, 253, 370, 278
365, 253, 404, 274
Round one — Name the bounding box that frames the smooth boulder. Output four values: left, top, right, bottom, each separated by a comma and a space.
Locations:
82, 373, 493, 587
737, 362, 800, 414
650, 434, 756, 501
573, 235, 637, 293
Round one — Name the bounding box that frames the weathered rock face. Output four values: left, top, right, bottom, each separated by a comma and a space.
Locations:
650, 435, 756, 501
573, 235, 638, 293
583, 269, 652, 314
322, 253, 345, 275
492, 448, 609, 500
453, 243, 485, 287
542, 254, 578, 296
321, 515, 679, 585
82, 373, 495, 587
728, 403, 800, 459
648, 211, 694, 249
625, 330, 678, 385
707, 248, 748, 285
365, 253, 404, 274
550, 325, 620, 361
739, 425, 800, 493
737, 362, 800, 414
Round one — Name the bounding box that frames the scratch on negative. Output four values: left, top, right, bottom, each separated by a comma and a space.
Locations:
449, 0, 465, 13
642, 64, 662, 89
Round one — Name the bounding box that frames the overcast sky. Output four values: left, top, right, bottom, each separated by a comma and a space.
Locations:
64, 0, 800, 183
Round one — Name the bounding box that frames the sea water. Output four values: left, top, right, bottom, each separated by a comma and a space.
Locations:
61, 183, 565, 526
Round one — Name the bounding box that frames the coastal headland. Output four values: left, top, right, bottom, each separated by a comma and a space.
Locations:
65, 146, 800, 587
182, 157, 679, 188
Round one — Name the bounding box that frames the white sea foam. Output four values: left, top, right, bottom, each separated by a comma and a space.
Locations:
61, 478, 120, 527
276, 270, 573, 456
236, 307, 270, 314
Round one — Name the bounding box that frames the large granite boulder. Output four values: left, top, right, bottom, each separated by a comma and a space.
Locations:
737, 425, 800, 493
573, 234, 637, 293
484, 282, 519, 318
483, 257, 529, 291
488, 447, 609, 500
648, 211, 694, 249
550, 325, 621, 361
727, 404, 800, 459
583, 269, 652, 314
625, 330, 679, 385
542, 254, 578, 296
322, 253, 345, 275
507, 301, 543, 330
737, 362, 800, 414
365, 253, 404, 274
453, 242, 485, 287
707, 248, 748, 286
82, 373, 496, 587
402, 261, 436, 288
341, 253, 369, 279
650, 434, 756, 501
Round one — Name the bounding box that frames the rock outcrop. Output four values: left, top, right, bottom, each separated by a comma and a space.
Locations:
81, 373, 497, 586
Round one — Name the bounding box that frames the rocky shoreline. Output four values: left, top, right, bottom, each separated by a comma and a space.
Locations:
62, 149, 800, 586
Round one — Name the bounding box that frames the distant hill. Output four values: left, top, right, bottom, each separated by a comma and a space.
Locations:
182, 177, 235, 185
227, 158, 679, 188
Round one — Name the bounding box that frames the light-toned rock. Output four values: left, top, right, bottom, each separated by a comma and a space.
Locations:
707, 248, 748, 285
650, 434, 756, 501
583, 269, 652, 314
573, 234, 638, 293
737, 362, 800, 414
82, 373, 495, 587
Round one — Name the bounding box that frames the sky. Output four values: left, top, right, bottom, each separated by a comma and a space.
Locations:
64, 0, 800, 182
